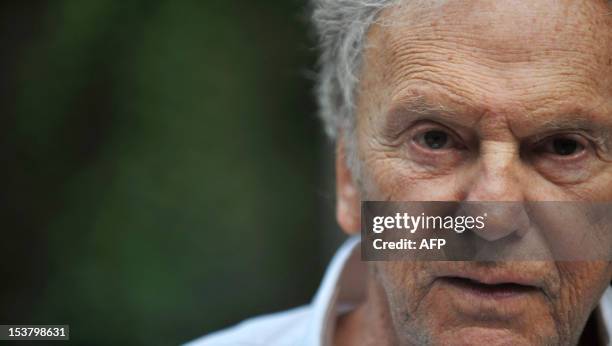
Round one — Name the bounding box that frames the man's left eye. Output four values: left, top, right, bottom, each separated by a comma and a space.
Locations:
537, 136, 586, 157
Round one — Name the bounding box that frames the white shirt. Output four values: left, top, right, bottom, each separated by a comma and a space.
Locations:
186, 236, 612, 346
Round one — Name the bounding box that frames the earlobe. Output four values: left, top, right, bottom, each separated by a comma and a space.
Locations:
336, 137, 361, 235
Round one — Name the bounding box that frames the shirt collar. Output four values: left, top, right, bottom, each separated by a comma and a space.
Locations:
304, 236, 612, 346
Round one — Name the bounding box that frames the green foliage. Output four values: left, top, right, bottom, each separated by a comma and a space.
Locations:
3, 1, 336, 345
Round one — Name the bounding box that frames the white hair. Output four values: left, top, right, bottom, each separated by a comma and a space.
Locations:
311, 0, 395, 140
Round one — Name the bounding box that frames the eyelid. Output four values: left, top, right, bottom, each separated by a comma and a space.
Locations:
529, 129, 599, 143
408, 120, 465, 142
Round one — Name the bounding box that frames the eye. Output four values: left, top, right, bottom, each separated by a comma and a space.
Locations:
536, 135, 587, 158
551, 138, 581, 156
414, 130, 455, 150
527, 133, 599, 184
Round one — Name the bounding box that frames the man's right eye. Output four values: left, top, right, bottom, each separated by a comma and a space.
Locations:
413, 129, 455, 150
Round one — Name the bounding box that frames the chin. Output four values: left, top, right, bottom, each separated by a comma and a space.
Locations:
431, 327, 541, 346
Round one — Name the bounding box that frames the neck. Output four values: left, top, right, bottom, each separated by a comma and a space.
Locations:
334, 268, 402, 346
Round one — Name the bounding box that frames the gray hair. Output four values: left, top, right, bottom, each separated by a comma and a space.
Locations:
311, 0, 395, 140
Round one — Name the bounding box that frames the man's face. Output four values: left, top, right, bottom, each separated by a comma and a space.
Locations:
348, 0, 612, 344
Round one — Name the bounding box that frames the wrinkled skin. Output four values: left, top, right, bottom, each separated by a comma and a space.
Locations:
334, 1, 612, 345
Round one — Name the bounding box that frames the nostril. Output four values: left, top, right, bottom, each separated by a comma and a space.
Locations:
460, 203, 531, 242
472, 221, 527, 242
515, 226, 528, 237
473, 227, 523, 242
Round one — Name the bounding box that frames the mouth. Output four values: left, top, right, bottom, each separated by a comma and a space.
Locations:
439, 276, 540, 299
439, 275, 542, 299
432, 268, 550, 319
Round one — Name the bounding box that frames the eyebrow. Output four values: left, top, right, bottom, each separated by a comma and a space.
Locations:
382, 95, 612, 151
382, 96, 476, 140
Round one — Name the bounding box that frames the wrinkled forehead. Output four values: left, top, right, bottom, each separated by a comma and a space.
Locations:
375, 0, 612, 49
357, 0, 612, 122
362, 0, 612, 86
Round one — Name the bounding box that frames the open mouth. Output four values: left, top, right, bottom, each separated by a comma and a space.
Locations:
439, 276, 539, 299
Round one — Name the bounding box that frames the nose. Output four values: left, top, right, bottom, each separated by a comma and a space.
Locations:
463, 142, 530, 241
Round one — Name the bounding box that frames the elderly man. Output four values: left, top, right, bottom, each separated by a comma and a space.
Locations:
188, 0, 612, 345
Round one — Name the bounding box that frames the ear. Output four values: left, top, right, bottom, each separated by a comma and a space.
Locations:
336, 136, 361, 235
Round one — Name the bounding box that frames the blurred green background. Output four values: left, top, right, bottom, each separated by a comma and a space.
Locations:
1, 1, 343, 344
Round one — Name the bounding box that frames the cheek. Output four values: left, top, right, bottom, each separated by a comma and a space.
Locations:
570, 170, 612, 201
363, 157, 467, 201
556, 262, 612, 326
558, 262, 612, 294
374, 262, 424, 308
373, 262, 438, 322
